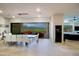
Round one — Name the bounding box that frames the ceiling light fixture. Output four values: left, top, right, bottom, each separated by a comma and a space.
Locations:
12, 16, 15, 18
0, 10, 3, 13
36, 8, 41, 12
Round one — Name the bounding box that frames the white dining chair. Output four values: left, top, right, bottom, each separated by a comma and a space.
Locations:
4, 34, 12, 45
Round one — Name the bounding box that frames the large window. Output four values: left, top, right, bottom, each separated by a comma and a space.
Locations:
11, 22, 49, 38
64, 25, 73, 32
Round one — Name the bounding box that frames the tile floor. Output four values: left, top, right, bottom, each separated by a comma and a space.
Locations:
0, 39, 79, 56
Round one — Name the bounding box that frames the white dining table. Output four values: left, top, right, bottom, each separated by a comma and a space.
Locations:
26, 35, 37, 38
4, 34, 38, 44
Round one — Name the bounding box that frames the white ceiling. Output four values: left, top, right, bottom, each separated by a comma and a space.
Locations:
0, 3, 79, 19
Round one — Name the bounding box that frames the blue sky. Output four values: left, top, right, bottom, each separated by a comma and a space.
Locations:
22, 23, 46, 28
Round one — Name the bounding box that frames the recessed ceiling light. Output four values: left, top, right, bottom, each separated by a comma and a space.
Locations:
12, 16, 15, 18
36, 8, 40, 12
0, 10, 3, 13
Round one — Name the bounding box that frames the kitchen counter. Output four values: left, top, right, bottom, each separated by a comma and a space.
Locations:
64, 32, 79, 40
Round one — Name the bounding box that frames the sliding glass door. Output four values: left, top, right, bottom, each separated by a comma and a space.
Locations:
11, 22, 49, 39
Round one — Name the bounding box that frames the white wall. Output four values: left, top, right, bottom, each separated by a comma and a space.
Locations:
49, 16, 54, 43
5, 18, 11, 33
51, 14, 64, 43
53, 14, 64, 25
0, 16, 6, 33
10, 17, 50, 23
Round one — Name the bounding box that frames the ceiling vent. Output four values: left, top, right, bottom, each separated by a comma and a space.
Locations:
18, 13, 28, 15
